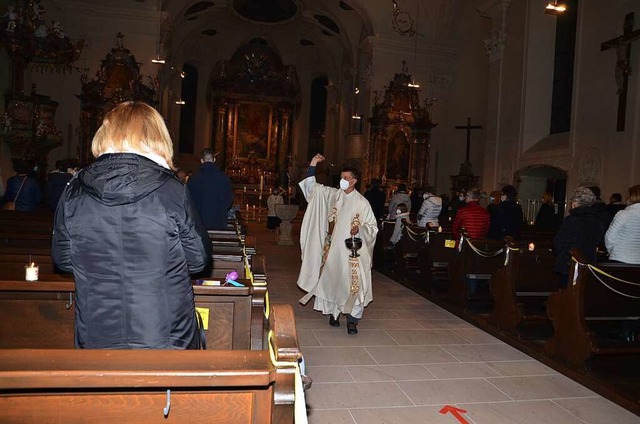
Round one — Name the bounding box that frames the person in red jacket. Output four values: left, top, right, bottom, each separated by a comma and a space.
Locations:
452, 188, 490, 243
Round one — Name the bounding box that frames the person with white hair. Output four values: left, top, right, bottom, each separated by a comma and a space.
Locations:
553, 187, 608, 284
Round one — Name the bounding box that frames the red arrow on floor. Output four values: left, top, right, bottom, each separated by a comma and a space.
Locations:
439, 405, 469, 424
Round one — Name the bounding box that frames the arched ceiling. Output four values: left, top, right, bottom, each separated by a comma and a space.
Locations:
161, 0, 374, 80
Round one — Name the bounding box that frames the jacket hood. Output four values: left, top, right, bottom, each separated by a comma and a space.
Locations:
78, 153, 174, 206
424, 195, 442, 206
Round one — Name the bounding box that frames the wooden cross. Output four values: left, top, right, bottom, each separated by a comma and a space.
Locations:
601, 13, 640, 132
454, 117, 482, 163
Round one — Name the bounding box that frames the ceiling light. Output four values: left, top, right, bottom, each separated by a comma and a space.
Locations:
175, 100, 186, 105
408, 82, 420, 88
152, 57, 166, 64
354, 87, 360, 94
545, 1, 567, 15
351, 115, 362, 120
180, 71, 186, 78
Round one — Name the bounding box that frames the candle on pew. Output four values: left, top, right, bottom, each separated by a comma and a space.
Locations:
25, 262, 39, 281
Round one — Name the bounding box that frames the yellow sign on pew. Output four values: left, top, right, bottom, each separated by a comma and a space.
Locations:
444, 239, 456, 248
196, 307, 210, 330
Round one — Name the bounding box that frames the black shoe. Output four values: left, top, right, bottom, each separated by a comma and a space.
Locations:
329, 315, 340, 327
347, 322, 358, 335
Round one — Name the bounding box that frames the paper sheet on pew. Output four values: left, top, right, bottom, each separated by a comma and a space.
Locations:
195, 307, 209, 330
444, 239, 456, 248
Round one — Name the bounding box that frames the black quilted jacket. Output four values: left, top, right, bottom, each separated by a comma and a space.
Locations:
52, 153, 211, 349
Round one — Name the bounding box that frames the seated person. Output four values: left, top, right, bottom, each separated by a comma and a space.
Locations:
499, 185, 524, 240
606, 192, 627, 221
605, 185, 640, 264
46, 158, 79, 211
388, 184, 411, 219
452, 188, 490, 242
417, 186, 442, 228
387, 203, 411, 248
3, 160, 41, 212
553, 187, 608, 286
452, 188, 490, 296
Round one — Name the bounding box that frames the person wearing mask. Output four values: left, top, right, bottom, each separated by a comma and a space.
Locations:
388, 183, 411, 220
452, 188, 490, 242
498, 185, 524, 240
450, 190, 466, 219
46, 158, 79, 211
364, 178, 386, 225
296, 154, 378, 335
388, 202, 411, 248
417, 187, 442, 228
605, 185, 640, 264
187, 148, 234, 230
266, 186, 284, 230
553, 187, 607, 285
52, 101, 211, 349
2, 160, 41, 211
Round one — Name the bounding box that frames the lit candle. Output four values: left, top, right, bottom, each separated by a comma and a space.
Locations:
259, 175, 264, 193
25, 262, 39, 281
528, 242, 535, 251
246, 203, 249, 213
243, 186, 246, 193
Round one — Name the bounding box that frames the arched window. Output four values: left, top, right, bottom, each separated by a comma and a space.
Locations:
178, 64, 198, 154
550, 0, 578, 134
308, 77, 327, 159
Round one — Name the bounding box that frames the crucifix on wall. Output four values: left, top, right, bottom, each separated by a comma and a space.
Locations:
601, 12, 640, 132
455, 117, 482, 164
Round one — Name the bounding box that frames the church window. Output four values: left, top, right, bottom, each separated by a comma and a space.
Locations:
308, 77, 328, 160
549, 0, 578, 134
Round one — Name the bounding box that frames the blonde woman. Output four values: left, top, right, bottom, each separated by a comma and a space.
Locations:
52, 101, 211, 349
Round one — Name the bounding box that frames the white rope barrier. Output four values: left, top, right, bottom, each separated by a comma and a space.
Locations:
463, 237, 504, 258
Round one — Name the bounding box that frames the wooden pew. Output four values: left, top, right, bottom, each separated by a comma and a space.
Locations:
488, 237, 560, 334
447, 236, 505, 309
392, 224, 430, 282
419, 230, 457, 293
0, 279, 267, 351
0, 303, 301, 424
544, 249, 640, 369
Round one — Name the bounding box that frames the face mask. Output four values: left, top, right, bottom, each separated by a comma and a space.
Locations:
489, 196, 494, 202
339, 179, 350, 190
396, 209, 402, 215
423, 193, 430, 200
459, 196, 464, 201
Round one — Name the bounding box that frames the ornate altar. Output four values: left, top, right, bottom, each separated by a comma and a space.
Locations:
0, 0, 83, 177
365, 62, 436, 189
210, 39, 300, 187
76, 33, 157, 165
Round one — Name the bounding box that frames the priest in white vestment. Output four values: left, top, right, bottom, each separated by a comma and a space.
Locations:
297, 154, 378, 334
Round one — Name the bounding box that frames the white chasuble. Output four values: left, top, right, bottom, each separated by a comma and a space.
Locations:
297, 176, 378, 318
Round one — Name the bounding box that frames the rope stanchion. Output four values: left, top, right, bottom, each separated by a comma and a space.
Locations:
570, 257, 640, 298
587, 264, 640, 286
587, 266, 640, 299
463, 237, 504, 257
267, 330, 308, 424
503, 246, 521, 267
405, 226, 428, 242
